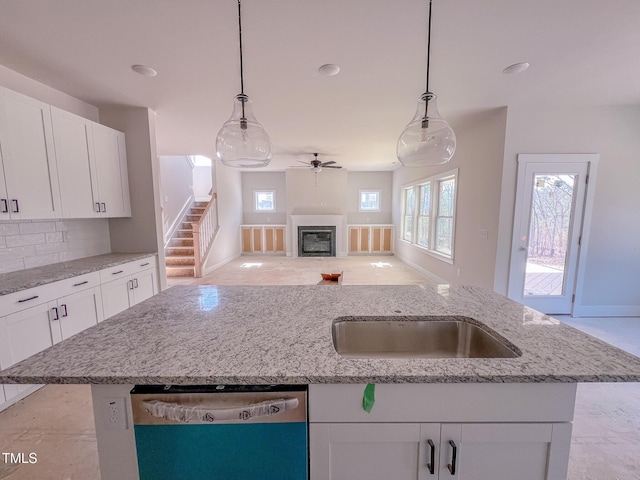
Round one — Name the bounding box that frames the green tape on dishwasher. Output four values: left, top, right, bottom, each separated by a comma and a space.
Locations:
362, 383, 375, 413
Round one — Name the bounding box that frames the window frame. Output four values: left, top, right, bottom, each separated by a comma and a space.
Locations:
358, 189, 382, 213
400, 168, 458, 263
253, 190, 276, 213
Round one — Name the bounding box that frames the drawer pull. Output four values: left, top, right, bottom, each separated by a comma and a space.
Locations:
11, 199, 19, 213
133, 278, 139, 288
73, 280, 89, 287
112, 270, 124, 275
427, 439, 435, 475
95, 202, 101, 213
140, 262, 150, 267
447, 440, 457, 475
128, 280, 134, 290
51, 307, 59, 321
0, 198, 7, 213
60, 304, 68, 317
101, 202, 106, 212
18, 295, 39, 303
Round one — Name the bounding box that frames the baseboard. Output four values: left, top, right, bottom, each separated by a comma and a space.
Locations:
0, 384, 43, 413
572, 304, 640, 318
202, 252, 242, 276
395, 254, 448, 284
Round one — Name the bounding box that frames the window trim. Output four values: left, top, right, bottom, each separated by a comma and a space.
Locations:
253, 190, 276, 213
400, 168, 458, 263
358, 189, 382, 213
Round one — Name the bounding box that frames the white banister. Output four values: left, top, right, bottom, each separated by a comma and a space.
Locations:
192, 193, 219, 277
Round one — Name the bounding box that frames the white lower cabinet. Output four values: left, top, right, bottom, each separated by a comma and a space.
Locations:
49, 287, 103, 343
309, 384, 575, 480
101, 259, 158, 319
310, 422, 562, 480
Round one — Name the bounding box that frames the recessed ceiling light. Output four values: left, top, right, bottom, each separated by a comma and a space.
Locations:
503, 62, 530, 75
131, 64, 158, 77
318, 64, 340, 76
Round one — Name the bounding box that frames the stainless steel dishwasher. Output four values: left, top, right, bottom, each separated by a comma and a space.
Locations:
131, 385, 308, 480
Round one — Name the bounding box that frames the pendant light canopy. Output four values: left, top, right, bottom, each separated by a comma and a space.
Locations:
216, 0, 272, 168
397, 0, 455, 167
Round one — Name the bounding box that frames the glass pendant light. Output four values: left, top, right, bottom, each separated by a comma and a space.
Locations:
216, 0, 272, 168
397, 0, 456, 167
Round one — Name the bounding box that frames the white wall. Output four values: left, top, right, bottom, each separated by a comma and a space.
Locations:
347, 171, 393, 224
159, 156, 194, 241
100, 107, 167, 290
193, 165, 212, 199
203, 160, 243, 272
495, 105, 640, 316
393, 108, 508, 289
242, 172, 287, 224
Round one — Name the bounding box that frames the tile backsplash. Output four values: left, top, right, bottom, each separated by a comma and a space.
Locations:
0, 219, 111, 274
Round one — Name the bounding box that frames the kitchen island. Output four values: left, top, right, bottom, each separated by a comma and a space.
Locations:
2, 284, 640, 479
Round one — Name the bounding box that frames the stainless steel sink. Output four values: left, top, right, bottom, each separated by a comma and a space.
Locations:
332, 316, 521, 359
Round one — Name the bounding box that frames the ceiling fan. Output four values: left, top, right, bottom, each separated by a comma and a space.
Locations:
292, 153, 343, 172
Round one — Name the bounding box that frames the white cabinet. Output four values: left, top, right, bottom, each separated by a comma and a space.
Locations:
241, 225, 286, 254
0, 87, 61, 220
348, 225, 393, 254
101, 258, 158, 319
51, 107, 131, 218
49, 287, 103, 343
309, 384, 575, 480
91, 123, 131, 217
312, 422, 567, 480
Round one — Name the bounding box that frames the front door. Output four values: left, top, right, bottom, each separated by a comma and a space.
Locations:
508, 154, 596, 314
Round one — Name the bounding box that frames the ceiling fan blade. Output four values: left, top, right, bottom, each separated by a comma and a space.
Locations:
321, 160, 336, 166
296, 160, 311, 165
324, 165, 343, 169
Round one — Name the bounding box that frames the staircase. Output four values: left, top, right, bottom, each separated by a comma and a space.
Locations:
165, 201, 208, 277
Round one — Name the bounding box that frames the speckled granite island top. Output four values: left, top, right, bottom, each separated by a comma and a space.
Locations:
0, 253, 156, 296
2, 285, 640, 385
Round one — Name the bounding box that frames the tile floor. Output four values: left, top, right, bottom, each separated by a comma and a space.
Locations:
1, 256, 638, 479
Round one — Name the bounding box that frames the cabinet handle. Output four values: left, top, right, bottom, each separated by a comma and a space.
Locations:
60, 304, 68, 317
0, 199, 7, 213
18, 295, 39, 303
95, 202, 101, 213
101, 202, 106, 213
112, 270, 124, 275
128, 280, 134, 290
11, 199, 19, 213
51, 307, 59, 321
427, 439, 435, 475
133, 278, 138, 288
140, 262, 150, 267
73, 280, 89, 287
447, 440, 457, 475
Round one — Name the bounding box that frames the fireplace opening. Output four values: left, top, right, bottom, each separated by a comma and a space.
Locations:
298, 226, 336, 257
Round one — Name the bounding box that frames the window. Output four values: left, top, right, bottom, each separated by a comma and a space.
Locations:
401, 169, 458, 261
358, 190, 381, 212
254, 190, 275, 212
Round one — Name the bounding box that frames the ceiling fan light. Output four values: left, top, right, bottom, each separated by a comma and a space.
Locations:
216, 94, 272, 168
397, 93, 456, 167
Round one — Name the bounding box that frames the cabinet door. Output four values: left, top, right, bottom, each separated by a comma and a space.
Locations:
0, 303, 54, 369
359, 227, 370, 252
92, 123, 130, 217
371, 226, 393, 253
101, 275, 133, 319
0, 87, 61, 219
440, 423, 563, 480
263, 226, 285, 253
51, 107, 99, 218
310, 423, 440, 480
241, 227, 253, 253
252, 227, 263, 252
131, 268, 157, 305
53, 288, 103, 341
382, 226, 393, 252
348, 227, 359, 253
274, 226, 285, 252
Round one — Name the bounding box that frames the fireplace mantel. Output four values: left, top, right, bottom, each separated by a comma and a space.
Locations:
289, 214, 347, 257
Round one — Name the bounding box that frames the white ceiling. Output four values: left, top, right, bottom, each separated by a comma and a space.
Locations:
1, 0, 639, 171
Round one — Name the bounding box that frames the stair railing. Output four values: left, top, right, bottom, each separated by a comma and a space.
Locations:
192, 193, 219, 278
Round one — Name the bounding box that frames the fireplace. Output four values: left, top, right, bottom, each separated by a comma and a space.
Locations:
298, 226, 336, 257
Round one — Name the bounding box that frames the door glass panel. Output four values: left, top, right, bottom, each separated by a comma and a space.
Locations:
524, 174, 577, 296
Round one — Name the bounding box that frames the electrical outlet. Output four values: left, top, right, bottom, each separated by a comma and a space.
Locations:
104, 397, 127, 430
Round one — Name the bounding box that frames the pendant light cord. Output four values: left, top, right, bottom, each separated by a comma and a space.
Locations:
423, 0, 433, 125
237, 0, 246, 121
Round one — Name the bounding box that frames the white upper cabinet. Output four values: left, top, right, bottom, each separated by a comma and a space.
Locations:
0, 87, 62, 220
51, 107, 98, 218
51, 107, 131, 218
92, 123, 131, 218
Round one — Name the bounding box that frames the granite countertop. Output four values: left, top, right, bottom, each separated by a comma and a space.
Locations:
2, 284, 640, 385
0, 253, 157, 296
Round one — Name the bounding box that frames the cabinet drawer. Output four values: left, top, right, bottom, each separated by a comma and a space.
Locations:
0, 285, 57, 317
99, 257, 156, 283
50, 271, 101, 295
